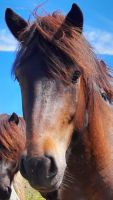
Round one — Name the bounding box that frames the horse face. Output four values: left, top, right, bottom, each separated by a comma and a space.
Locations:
0, 159, 18, 200
5, 3, 84, 193
17, 51, 82, 192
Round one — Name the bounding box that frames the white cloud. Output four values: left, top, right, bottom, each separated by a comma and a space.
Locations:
0, 28, 113, 55
85, 28, 113, 55
0, 29, 17, 51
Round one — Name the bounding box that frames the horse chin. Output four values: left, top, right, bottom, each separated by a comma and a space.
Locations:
38, 186, 59, 194
29, 175, 62, 194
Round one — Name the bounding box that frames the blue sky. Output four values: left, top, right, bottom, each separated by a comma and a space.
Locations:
0, 0, 113, 116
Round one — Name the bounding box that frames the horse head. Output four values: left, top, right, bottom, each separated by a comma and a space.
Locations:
0, 113, 25, 199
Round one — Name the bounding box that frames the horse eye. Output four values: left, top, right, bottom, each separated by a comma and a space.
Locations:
71, 71, 81, 84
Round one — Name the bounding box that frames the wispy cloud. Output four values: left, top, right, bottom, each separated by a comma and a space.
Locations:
85, 27, 113, 55
0, 29, 17, 51
0, 28, 113, 55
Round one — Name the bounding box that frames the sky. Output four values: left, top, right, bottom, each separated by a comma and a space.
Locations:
0, 0, 113, 116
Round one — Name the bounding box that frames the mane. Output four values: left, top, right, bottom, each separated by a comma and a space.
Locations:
13, 12, 113, 101
0, 114, 26, 162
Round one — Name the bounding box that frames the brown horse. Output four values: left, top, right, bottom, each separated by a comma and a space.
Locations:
5, 3, 113, 200
0, 113, 25, 200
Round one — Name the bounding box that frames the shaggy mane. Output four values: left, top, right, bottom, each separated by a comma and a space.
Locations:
0, 114, 25, 161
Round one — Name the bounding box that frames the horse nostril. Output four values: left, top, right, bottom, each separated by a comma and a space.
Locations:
6, 186, 11, 195
46, 155, 58, 179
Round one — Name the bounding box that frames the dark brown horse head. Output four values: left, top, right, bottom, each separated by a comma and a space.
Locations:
0, 113, 25, 200
5, 4, 95, 193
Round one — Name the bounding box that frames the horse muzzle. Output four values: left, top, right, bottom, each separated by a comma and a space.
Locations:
0, 184, 11, 200
20, 154, 63, 192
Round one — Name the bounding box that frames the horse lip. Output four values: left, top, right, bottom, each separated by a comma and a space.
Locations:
31, 181, 60, 193
38, 186, 59, 193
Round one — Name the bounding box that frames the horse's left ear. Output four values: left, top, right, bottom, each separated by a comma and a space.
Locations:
8, 113, 19, 125
5, 8, 28, 40
65, 4, 83, 33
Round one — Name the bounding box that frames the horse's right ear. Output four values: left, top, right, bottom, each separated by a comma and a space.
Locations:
5, 8, 28, 41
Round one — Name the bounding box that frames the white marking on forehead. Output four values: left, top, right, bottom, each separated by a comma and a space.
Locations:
34, 80, 64, 111
32, 80, 69, 132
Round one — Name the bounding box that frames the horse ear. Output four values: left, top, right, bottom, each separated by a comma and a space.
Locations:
5, 8, 28, 40
65, 4, 83, 33
8, 113, 19, 125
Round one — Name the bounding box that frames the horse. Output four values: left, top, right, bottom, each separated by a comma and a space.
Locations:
5, 3, 113, 200
0, 113, 25, 200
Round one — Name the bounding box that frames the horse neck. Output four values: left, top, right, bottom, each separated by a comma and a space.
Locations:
60, 94, 113, 200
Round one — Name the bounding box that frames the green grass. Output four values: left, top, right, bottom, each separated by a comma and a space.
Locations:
23, 180, 45, 200
14, 173, 45, 200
